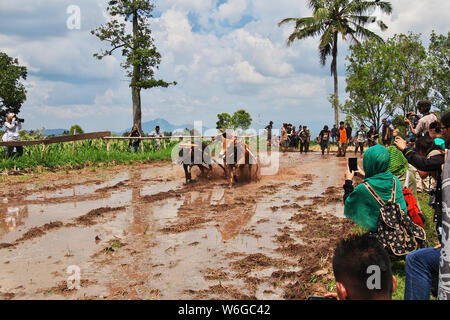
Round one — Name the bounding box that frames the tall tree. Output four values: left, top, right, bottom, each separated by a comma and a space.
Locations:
427, 31, 450, 113
343, 37, 396, 131
388, 32, 430, 115
216, 110, 253, 130
92, 0, 176, 133
278, 0, 392, 126
232, 109, 252, 130
216, 113, 233, 130
0, 52, 27, 126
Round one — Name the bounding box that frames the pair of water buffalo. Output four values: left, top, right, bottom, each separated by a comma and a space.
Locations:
178, 134, 258, 187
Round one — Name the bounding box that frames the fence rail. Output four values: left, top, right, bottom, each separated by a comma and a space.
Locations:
0, 131, 111, 147
102, 135, 259, 152
1, 132, 260, 159
102, 135, 258, 140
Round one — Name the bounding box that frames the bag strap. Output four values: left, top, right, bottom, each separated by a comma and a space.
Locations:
364, 182, 385, 207
364, 178, 397, 206
390, 178, 397, 203
405, 167, 410, 188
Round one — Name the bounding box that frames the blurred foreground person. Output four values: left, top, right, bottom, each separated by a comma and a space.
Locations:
324, 233, 396, 300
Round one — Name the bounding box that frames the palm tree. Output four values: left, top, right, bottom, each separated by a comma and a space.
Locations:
279, 0, 392, 126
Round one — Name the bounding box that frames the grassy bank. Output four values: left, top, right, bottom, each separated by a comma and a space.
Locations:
0, 139, 176, 172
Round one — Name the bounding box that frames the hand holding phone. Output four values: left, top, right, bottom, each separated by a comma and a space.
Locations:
348, 157, 358, 173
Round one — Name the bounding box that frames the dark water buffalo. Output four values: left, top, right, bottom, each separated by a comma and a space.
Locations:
219, 134, 258, 187
178, 142, 213, 183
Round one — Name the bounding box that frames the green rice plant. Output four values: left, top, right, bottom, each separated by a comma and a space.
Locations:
0, 138, 178, 171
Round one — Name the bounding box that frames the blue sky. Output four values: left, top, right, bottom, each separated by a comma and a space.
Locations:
0, 0, 449, 136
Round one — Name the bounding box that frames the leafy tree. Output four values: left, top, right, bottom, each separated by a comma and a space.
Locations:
232, 109, 252, 130
343, 37, 396, 131
216, 110, 253, 130
388, 32, 430, 115
216, 113, 233, 130
70, 124, 84, 134
427, 31, 450, 112
91, 0, 176, 133
344, 114, 354, 128
278, 0, 392, 126
0, 52, 27, 126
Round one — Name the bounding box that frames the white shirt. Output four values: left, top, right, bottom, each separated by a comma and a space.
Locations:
4, 120, 21, 141
149, 131, 163, 147
415, 113, 438, 136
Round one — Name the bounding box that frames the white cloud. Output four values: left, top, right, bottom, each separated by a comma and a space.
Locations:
216, 0, 247, 24
1, 0, 448, 135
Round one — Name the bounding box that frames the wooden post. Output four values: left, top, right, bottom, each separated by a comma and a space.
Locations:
107, 140, 110, 153
41, 144, 46, 160
72, 128, 76, 155
163, 138, 166, 149
141, 139, 144, 153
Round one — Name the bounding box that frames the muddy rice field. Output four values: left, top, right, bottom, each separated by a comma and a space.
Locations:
0, 152, 360, 300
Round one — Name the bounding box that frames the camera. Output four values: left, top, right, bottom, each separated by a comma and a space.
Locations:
15, 117, 25, 123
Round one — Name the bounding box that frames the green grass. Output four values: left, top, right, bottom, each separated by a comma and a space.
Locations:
0, 138, 177, 172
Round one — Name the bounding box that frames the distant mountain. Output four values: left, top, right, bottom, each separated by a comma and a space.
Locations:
44, 129, 67, 136
38, 119, 211, 137
134, 118, 210, 134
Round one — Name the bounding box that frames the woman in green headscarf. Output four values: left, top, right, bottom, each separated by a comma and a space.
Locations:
343, 145, 407, 232
386, 145, 419, 204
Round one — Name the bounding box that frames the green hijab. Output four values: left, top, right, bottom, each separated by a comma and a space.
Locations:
344, 145, 407, 232
386, 146, 409, 176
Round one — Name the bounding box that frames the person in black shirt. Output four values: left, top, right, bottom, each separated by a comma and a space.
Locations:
331, 125, 338, 145
367, 126, 379, 147
265, 121, 273, 146
128, 124, 142, 152
345, 123, 353, 146
319, 125, 331, 155
382, 119, 392, 146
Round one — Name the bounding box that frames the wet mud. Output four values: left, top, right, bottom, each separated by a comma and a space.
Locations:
0, 153, 359, 300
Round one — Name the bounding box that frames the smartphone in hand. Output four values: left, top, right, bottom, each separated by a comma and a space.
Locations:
348, 157, 358, 173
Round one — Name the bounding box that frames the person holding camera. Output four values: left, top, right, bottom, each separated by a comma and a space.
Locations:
404, 100, 438, 138
128, 124, 142, 153
4, 113, 23, 157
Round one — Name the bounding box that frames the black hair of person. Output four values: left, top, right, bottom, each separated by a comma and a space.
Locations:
441, 111, 450, 128
417, 100, 431, 113
415, 135, 442, 155
332, 233, 393, 300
